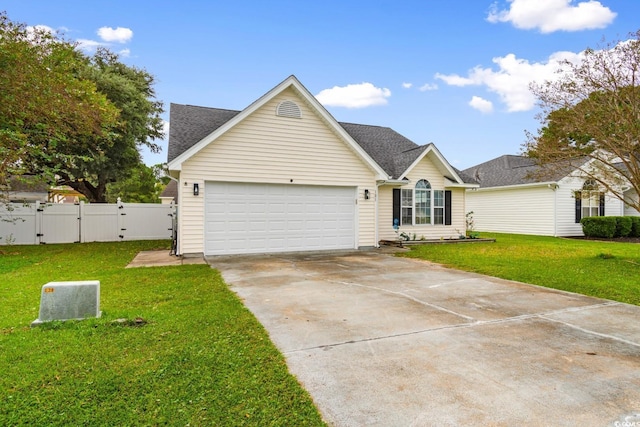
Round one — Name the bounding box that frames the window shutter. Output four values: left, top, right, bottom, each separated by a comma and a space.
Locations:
393, 189, 400, 226
444, 190, 452, 225
599, 193, 605, 216
575, 191, 582, 223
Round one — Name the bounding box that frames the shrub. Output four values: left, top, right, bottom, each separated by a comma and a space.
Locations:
630, 217, 640, 238
614, 217, 633, 237
581, 217, 616, 238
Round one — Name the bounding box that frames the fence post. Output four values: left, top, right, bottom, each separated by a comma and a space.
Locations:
35, 201, 42, 244
79, 201, 85, 243
117, 197, 125, 240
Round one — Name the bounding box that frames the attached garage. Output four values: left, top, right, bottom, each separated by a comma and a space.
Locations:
204, 182, 356, 255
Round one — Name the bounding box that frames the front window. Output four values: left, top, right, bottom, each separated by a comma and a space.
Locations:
415, 180, 431, 224
400, 179, 446, 226
401, 189, 413, 225
582, 179, 600, 218
433, 190, 444, 225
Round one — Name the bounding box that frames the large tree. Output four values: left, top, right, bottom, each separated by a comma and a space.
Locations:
0, 13, 119, 202
524, 30, 640, 212
55, 48, 164, 202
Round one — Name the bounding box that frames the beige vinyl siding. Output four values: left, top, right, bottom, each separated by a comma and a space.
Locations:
466, 186, 557, 236
178, 88, 377, 254
377, 155, 465, 241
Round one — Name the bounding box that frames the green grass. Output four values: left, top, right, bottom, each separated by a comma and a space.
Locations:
0, 241, 325, 426
401, 233, 640, 306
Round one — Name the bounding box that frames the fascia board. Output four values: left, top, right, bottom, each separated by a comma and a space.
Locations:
446, 183, 480, 189
398, 144, 464, 184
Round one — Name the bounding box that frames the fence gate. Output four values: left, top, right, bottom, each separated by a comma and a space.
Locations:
39, 203, 80, 244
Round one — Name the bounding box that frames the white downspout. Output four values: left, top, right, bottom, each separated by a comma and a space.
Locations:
375, 183, 380, 248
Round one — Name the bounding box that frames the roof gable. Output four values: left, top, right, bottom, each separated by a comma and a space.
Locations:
168, 75, 387, 178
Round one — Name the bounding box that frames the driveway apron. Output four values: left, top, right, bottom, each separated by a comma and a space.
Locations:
209, 250, 640, 427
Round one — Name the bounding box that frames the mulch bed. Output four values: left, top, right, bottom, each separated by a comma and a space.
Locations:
565, 236, 640, 243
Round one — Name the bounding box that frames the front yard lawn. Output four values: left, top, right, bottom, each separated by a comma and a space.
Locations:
0, 241, 325, 426
402, 233, 640, 306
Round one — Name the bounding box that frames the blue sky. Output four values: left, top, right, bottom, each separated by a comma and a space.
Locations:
5, 0, 639, 170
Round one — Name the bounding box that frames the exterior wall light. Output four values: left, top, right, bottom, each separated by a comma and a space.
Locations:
193, 183, 199, 196
364, 189, 370, 200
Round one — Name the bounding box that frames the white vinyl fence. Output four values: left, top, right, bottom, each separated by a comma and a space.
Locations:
0, 200, 175, 245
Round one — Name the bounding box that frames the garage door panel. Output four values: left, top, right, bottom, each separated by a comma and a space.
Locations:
205, 182, 356, 255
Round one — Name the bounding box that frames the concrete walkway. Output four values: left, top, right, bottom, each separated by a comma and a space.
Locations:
210, 250, 640, 427
126, 250, 206, 267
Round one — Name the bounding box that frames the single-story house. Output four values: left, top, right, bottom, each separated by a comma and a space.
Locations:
463, 154, 640, 237
167, 75, 478, 256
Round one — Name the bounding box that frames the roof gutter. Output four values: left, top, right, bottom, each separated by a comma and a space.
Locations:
377, 179, 410, 186
470, 181, 559, 192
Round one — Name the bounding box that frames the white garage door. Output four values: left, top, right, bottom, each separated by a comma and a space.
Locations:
204, 182, 356, 255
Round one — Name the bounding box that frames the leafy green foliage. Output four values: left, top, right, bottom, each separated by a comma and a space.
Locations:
615, 216, 633, 237
401, 233, 640, 305
580, 217, 617, 238
0, 242, 325, 426
0, 13, 119, 201
525, 31, 640, 212
106, 163, 161, 203
0, 13, 164, 203
630, 216, 640, 237
58, 48, 164, 202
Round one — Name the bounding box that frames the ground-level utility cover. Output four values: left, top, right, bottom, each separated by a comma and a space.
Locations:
31, 280, 101, 326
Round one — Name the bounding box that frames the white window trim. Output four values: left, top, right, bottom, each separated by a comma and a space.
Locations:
401, 180, 446, 226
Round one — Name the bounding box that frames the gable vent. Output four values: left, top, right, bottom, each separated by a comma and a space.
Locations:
276, 100, 302, 119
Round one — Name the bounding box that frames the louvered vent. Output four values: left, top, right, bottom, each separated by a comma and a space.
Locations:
276, 100, 302, 118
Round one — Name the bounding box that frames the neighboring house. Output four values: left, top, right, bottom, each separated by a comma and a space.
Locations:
167, 75, 478, 256
4, 176, 49, 203
463, 155, 640, 237
160, 180, 178, 204
3, 176, 84, 204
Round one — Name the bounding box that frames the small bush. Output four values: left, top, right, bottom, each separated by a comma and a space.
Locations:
630, 217, 640, 238
581, 217, 616, 238
615, 216, 633, 237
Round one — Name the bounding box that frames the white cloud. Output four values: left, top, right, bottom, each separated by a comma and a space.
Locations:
487, 0, 616, 33
97, 26, 133, 43
436, 50, 582, 112
434, 73, 475, 86
76, 38, 104, 52
315, 82, 391, 108
162, 120, 170, 139
419, 83, 438, 91
402, 82, 413, 89
118, 48, 131, 58
469, 96, 494, 113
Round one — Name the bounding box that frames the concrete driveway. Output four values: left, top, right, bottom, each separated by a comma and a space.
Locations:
209, 249, 640, 426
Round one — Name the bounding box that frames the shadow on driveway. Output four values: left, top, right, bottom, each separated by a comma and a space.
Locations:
209, 250, 640, 426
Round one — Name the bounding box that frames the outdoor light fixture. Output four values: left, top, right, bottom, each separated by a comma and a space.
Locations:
193, 183, 199, 196
364, 189, 370, 200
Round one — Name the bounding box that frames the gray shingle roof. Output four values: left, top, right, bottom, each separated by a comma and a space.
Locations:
338, 122, 430, 180
168, 103, 475, 183
167, 103, 240, 163
160, 180, 178, 202
462, 155, 577, 188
